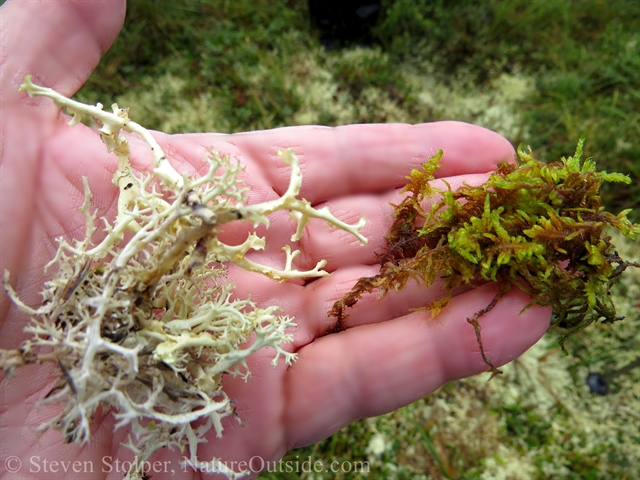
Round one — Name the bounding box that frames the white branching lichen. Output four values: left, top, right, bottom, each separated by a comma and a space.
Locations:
0, 76, 367, 479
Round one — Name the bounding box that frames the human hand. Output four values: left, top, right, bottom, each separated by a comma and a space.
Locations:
0, 1, 551, 478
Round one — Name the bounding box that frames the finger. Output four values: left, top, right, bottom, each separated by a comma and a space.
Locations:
148, 132, 498, 272
154, 122, 514, 205
296, 174, 490, 272
226, 121, 515, 203
284, 284, 551, 447
134, 134, 490, 274
1, 0, 125, 106
291, 264, 475, 341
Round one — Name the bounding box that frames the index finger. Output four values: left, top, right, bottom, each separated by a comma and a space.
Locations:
226, 121, 515, 203
1, 0, 125, 106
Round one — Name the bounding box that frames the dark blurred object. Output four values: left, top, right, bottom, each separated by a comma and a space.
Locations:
586, 356, 640, 395
308, 0, 381, 49
586, 372, 610, 395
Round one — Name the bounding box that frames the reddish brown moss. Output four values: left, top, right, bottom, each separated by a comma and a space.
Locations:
330, 140, 640, 375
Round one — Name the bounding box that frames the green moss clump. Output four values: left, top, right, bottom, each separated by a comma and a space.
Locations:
330, 139, 640, 374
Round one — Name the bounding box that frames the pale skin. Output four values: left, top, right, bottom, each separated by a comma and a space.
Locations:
0, 1, 551, 479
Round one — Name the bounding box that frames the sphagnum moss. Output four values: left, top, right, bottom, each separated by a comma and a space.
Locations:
331, 139, 640, 375
0, 77, 367, 480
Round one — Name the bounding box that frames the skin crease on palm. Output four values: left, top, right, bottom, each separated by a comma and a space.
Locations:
0, 1, 551, 479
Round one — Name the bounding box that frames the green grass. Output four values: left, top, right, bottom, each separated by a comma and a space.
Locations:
77, 1, 640, 478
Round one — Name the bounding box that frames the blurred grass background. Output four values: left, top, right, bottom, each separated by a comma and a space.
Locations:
78, 1, 640, 478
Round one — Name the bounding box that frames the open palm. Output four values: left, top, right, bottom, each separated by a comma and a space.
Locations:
0, 1, 551, 479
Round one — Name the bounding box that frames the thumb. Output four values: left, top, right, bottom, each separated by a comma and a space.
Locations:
0, 0, 125, 104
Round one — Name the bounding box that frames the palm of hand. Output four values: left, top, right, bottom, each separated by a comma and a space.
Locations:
0, 1, 551, 479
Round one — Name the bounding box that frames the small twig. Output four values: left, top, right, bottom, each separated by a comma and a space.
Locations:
466, 283, 512, 379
